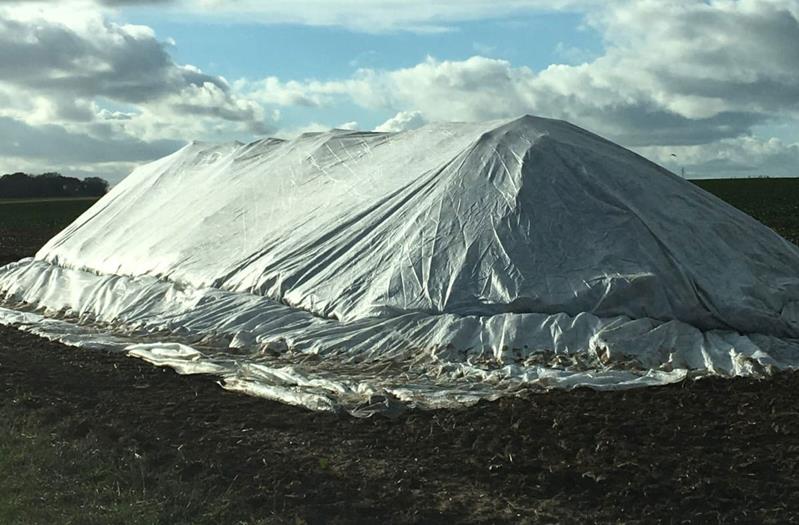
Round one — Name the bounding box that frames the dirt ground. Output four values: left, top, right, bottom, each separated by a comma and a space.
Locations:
4, 325, 799, 524
2, 185, 799, 523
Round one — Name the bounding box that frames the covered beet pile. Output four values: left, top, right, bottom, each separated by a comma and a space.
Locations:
2, 115, 799, 413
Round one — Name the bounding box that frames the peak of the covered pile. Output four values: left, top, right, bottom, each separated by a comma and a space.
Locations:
179, 114, 602, 157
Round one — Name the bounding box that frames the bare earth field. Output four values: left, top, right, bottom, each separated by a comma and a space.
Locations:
2, 179, 799, 524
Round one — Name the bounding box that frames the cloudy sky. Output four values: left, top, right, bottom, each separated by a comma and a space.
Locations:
1, 0, 798, 184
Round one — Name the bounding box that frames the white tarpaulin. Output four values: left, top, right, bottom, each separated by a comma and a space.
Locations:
2, 115, 798, 413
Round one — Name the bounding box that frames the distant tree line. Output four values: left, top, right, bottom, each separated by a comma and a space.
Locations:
0, 172, 109, 199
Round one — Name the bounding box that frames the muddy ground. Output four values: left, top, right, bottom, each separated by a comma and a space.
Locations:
2, 182, 799, 524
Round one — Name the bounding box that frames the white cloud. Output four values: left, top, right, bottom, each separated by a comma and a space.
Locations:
273, 121, 331, 138
261, 0, 799, 156
374, 110, 426, 132
248, 77, 324, 107
273, 120, 360, 138
553, 42, 595, 65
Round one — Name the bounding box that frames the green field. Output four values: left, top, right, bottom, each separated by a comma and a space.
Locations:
0, 198, 98, 230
